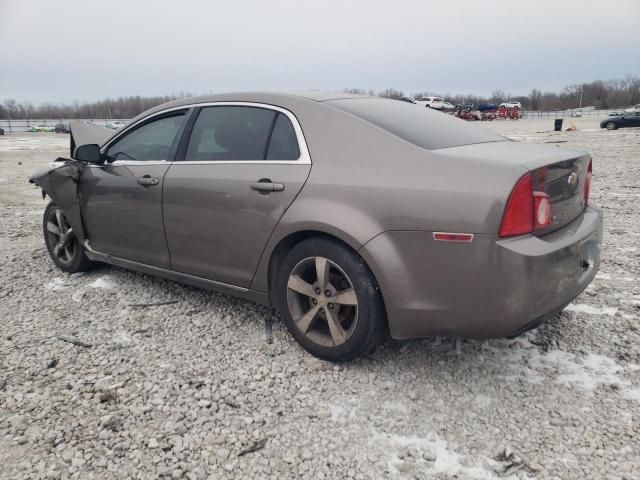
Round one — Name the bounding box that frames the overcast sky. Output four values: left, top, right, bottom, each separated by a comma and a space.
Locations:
1, 0, 639, 104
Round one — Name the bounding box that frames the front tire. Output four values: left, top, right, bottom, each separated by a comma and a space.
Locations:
274, 237, 387, 362
606, 122, 617, 130
43, 202, 93, 273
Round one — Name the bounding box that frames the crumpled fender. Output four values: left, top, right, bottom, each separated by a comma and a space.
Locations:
29, 159, 87, 243
28, 121, 115, 245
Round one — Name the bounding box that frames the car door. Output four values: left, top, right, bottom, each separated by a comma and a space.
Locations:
162, 104, 311, 287
79, 110, 188, 268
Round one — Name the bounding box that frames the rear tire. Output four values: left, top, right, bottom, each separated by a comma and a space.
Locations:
606, 122, 617, 130
274, 237, 387, 362
43, 202, 93, 273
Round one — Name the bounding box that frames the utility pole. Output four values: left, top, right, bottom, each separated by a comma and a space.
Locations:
579, 86, 583, 109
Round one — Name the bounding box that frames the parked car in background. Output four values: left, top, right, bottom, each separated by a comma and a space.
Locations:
624, 104, 640, 113
0, 127, 4, 135
30, 125, 55, 132
600, 111, 640, 130
478, 103, 497, 112
441, 101, 455, 110
397, 96, 417, 104
55, 122, 71, 134
500, 101, 522, 109
456, 103, 475, 110
416, 96, 444, 109
608, 112, 623, 117
30, 92, 602, 361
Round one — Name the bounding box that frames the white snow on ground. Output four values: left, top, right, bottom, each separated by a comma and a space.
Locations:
44, 277, 66, 290
372, 432, 523, 479
489, 338, 634, 393
0, 135, 68, 151
565, 303, 635, 319
88, 275, 117, 289
622, 389, 640, 401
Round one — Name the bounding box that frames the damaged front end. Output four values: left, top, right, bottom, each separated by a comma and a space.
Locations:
29, 121, 116, 244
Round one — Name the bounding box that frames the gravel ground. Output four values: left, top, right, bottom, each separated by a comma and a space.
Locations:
1, 124, 639, 480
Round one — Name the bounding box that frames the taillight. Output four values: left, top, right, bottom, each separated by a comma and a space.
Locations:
584, 160, 592, 206
499, 174, 533, 237
534, 192, 551, 228
499, 173, 552, 238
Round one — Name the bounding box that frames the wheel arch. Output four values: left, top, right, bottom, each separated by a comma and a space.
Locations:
263, 229, 364, 304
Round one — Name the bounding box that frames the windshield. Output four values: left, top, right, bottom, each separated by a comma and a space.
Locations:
328, 98, 506, 150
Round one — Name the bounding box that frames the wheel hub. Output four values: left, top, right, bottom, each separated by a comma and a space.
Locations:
286, 256, 358, 347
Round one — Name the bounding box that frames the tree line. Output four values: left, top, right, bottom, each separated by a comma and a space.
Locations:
353, 74, 640, 111
1, 75, 638, 120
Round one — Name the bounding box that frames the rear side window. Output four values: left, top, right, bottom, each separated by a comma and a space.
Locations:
328, 98, 505, 150
186, 106, 276, 161
266, 113, 300, 160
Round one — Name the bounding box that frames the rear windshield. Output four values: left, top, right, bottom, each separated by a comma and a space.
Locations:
328, 98, 506, 150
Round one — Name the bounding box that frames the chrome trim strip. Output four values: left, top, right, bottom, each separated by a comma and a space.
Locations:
88, 160, 171, 168
83, 241, 248, 292
100, 101, 312, 165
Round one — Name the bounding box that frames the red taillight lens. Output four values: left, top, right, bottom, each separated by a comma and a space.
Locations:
584, 160, 592, 206
499, 174, 534, 237
499, 173, 553, 238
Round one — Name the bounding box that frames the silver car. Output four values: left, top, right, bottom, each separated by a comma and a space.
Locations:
30, 92, 603, 361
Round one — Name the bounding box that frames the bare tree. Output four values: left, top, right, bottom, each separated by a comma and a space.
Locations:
529, 89, 542, 110
3, 99, 18, 119
378, 88, 404, 99
490, 89, 507, 104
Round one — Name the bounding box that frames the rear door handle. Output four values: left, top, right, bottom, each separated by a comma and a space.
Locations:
251, 180, 285, 193
137, 175, 159, 186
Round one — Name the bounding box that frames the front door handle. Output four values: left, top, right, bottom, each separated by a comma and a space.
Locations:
137, 175, 159, 186
251, 179, 285, 193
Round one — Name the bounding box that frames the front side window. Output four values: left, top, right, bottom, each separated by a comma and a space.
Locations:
186, 106, 276, 161
106, 112, 185, 161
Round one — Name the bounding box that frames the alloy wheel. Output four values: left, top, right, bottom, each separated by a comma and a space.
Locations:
46, 208, 77, 265
286, 256, 358, 347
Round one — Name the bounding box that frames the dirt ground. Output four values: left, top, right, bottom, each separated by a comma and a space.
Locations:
1, 121, 639, 480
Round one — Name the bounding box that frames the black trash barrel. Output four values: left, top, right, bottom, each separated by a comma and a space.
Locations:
554, 119, 563, 131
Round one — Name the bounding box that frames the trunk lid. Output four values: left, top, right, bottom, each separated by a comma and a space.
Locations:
436, 141, 591, 234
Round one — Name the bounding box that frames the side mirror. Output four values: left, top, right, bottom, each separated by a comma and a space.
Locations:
73, 144, 102, 163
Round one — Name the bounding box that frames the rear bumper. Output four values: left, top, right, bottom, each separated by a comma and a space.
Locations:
359, 205, 603, 339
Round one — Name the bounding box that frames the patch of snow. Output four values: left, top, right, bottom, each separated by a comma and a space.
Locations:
565, 303, 634, 319
329, 398, 359, 424
371, 431, 520, 479
622, 388, 640, 401
89, 276, 117, 289
487, 338, 631, 392
45, 278, 66, 290
565, 303, 618, 316
71, 290, 85, 303
544, 351, 628, 391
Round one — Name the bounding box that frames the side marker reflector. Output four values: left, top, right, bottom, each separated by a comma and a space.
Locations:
433, 232, 474, 243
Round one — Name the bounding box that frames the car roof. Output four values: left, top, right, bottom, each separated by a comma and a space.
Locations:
126, 91, 376, 126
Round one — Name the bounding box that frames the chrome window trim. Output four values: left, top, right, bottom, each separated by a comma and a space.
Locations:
100, 102, 311, 166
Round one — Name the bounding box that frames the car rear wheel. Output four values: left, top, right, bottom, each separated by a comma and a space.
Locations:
274, 237, 387, 362
43, 202, 93, 273
606, 122, 617, 130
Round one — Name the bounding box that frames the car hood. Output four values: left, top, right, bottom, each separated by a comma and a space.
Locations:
69, 121, 115, 157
